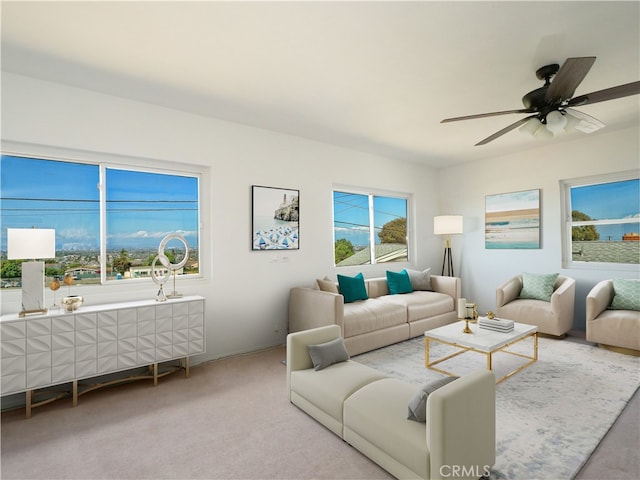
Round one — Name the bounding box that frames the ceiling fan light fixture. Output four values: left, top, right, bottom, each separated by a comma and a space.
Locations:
534, 124, 554, 139
545, 110, 567, 133
519, 117, 543, 136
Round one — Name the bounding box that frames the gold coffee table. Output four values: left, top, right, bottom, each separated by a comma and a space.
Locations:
424, 320, 538, 384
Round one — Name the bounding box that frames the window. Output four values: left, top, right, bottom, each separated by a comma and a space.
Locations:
560, 171, 639, 268
333, 189, 409, 266
1, 154, 200, 288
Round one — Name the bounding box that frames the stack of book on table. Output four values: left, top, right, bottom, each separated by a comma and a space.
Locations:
478, 316, 514, 333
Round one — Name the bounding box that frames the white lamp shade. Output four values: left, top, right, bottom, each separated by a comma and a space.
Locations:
434, 215, 463, 235
519, 117, 543, 136
545, 110, 568, 133
7, 228, 56, 259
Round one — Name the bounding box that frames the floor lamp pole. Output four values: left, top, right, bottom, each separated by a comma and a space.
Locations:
441, 237, 454, 277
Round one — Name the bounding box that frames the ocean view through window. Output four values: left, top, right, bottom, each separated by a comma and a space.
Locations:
561, 172, 639, 268
333, 189, 409, 266
1, 154, 200, 289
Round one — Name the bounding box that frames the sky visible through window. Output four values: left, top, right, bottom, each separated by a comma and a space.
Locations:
333, 191, 407, 246
1, 155, 199, 253
571, 179, 639, 240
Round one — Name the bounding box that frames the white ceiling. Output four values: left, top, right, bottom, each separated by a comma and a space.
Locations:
2, 1, 639, 168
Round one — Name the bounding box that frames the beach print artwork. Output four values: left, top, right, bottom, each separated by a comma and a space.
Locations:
252, 186, 299, 250
485, 189, 540, 249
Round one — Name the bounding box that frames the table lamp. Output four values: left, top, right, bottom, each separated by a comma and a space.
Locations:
433, 215, 463, 276
7, 228, 56, 317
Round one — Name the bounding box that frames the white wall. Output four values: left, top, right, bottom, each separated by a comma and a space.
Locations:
1, 73, 442, 363
437, 126, 639, 329
2, 72, 637, 363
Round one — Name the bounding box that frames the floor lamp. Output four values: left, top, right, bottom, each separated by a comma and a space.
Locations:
434, 215, 463, 277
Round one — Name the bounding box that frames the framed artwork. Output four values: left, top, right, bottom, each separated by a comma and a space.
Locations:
252, 185, 299, 250
485, 189, 540, 249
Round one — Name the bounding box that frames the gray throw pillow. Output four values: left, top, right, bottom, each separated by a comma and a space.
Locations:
407, 376, 458, 422
307, 337, 350, 371
405, 268, 432, 291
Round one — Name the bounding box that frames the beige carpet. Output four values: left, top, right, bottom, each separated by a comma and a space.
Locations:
1, 347, 391, 480
1, 343, 637, 480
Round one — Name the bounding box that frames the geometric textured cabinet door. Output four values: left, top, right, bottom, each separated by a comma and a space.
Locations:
0, 295, 205, 415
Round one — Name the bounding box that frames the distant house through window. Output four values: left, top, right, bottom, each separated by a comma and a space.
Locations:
560, 171, 639, 268
1, 154, 200, 288
333, 189, 409, 266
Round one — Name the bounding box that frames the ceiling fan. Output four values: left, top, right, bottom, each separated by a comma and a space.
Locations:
441, 57, 640, 146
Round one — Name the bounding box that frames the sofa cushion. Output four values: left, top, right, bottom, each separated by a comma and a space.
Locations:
519, 272, 559, 302
610, 278, 640, 311
290, 361, 389, 427
308, 337, 350, 371
343, 378, 429, 479
407, 377, 459, 422
386, 270, 413, 295
316, 276, 339, 293
496, 298, 558, 333
380, 291, 454, 322
343, 298, 407, 337
405, 268, 432, 291
338, 273, 368, 303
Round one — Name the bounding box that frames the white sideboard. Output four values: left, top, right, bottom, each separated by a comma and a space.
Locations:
1, 295, 205, 417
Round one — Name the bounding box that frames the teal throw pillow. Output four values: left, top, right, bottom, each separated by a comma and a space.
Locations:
387, 270, 414, 295
609, 278, 640, 311
519, 273, 559, 302
337, 273, 368, 303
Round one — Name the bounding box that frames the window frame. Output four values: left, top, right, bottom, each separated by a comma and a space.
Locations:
332, 184, 412, 268
560, 170, 639, 271
1, 144, 206, 288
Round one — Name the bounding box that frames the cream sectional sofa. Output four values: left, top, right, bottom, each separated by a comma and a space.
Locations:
289, 272, 460, 355
287, 325, 496, 480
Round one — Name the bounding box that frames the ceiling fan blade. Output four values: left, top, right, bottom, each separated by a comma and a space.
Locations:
545, 57, 596, 103
475, 115, 538, 146
567, 81, 640, 107
564, 108, 605, 133
441, 109, 533, 123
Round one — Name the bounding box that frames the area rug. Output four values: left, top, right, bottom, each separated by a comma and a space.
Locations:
353, 333, 640, 480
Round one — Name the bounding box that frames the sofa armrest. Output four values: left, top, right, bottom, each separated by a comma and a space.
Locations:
286, 325, 342, 400
551, 276, 576, 323
586, 280, 614, 323
288, 287, 344, 333
427, 369, 496, 480
496, 275, 522, 308
430, 275, 461, 300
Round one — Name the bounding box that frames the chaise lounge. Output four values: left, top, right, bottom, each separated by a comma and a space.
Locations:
286, 325, 496, 480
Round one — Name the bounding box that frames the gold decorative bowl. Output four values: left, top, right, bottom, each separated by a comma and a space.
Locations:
62, 295, 84, 312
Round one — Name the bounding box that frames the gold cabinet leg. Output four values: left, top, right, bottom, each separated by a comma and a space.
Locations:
185, 357, 190, 378
26, 390, 32, 419
153, 363, 158, 386
534, 333, 538, 361
72, 380, 78, 407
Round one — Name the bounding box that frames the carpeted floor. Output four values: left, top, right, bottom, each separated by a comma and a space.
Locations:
1, 335, 638, 480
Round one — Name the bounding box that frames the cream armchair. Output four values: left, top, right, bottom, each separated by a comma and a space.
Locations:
496, 274, 576, 336
586, 280, 640, 353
